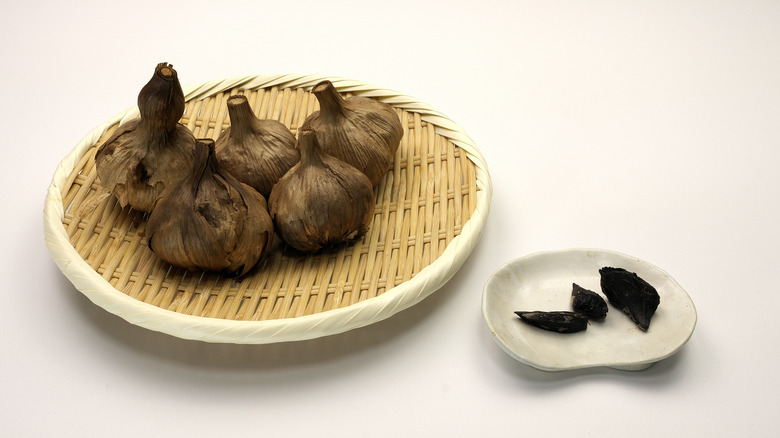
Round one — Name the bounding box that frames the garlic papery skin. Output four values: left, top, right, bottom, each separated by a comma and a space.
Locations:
95, 62, 196, 213
215, 95, 298, 198
301, 80, 403, 186
146, 139, 274, 277
268, 129, 375, 253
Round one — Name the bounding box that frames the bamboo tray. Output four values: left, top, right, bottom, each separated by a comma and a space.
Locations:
44, 74, 492, 343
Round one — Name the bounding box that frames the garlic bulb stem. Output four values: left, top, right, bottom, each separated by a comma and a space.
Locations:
190, 139, 214, 191
311, 81, 346, 119
297, 129, 326, 167
224, 96, 255, 140
138, 63, 186, 132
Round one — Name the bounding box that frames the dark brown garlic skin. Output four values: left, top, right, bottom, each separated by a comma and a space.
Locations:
95, 62, 196, 212
215, 95, 298, 198
146, 139, 274, 277
268, 129, 375, 253
301, 80, 403, 186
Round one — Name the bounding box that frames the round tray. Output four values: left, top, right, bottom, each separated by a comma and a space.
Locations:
44, 74, 492, 344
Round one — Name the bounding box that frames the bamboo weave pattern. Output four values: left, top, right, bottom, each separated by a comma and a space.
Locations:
58, 80, 480, 324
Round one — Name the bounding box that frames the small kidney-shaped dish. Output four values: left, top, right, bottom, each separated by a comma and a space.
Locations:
482, 248, 697, 371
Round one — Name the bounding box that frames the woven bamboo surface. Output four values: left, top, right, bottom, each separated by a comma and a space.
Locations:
45, 74, 491, 343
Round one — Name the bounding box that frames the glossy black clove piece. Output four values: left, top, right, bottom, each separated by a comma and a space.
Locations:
514, 311, 589, 333
599, 267, 660, 331
571, 283, 608, 320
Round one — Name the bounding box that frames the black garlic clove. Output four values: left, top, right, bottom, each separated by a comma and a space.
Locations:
571, 283, 608, 320
514, 311, 589, 334
599, 267, 660, 331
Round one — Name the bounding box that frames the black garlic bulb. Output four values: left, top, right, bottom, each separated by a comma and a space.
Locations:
301, 80, 403, 186
215, 95, 298, 198
95, 62, 196, 212
146, 139, 274, 277
268, 128, 375, 253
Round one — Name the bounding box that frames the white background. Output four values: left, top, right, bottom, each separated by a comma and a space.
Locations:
2, 0, 779, 436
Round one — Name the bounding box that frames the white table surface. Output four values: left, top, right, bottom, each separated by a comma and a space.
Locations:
3, 1, 779, 436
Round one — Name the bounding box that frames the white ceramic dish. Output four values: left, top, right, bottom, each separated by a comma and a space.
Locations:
482, 248, 697, 371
